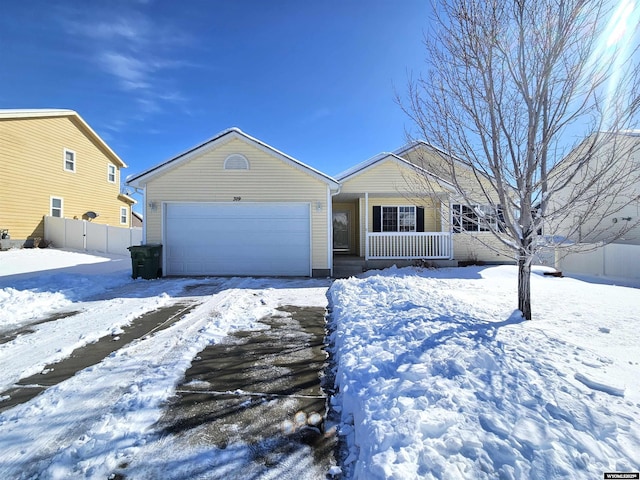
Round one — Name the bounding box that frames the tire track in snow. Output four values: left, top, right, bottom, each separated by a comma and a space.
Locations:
0, 278, 270, 478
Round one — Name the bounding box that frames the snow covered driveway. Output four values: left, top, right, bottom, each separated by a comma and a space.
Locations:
329, 265, 640, 479
0, 249, 332, 478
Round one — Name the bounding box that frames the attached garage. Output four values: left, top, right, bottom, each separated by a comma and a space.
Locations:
164, 202, 310, 276
126, 128, 340, 277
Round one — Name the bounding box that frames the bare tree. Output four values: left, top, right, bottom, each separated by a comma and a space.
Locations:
402, 0, 640, 319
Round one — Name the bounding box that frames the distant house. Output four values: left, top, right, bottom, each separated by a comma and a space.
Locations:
127, 127, 512, 277
0, 109, 135, 245
132, 211, 144, 228
549, 131, 640, 246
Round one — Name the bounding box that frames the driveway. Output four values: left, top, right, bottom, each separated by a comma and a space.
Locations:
0, 276, 339, 479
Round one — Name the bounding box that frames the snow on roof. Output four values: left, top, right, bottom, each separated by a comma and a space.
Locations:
0, 108, 77, 119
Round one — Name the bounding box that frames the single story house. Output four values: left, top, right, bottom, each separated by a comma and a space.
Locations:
127, 128, 512, 277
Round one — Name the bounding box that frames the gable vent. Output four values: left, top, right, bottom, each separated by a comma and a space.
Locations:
224, 154, 250, 170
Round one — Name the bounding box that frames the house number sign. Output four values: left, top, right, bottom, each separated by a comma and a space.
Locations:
233, 196, 241, 202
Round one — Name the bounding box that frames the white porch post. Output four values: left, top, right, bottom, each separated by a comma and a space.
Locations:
448, 194, 454, 260
365, 192, 369, 261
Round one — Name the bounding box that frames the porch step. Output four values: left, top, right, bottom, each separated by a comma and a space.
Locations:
333, 265, 364, 279
333, 255, 366, 278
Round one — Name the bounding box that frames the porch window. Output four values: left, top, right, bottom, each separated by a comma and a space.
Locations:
377, 206, 419, 232
452, 204, 500, 232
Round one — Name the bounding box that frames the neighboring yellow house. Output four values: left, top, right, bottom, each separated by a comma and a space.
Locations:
0, 109, 135, 244
126, 128, 340, 277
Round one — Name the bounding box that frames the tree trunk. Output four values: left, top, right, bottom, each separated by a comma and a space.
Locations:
518, 257, 532, 320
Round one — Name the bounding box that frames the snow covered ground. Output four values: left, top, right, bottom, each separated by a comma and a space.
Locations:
0, 248, 330, 478
2, 248, 639, 479
329, 265, 640, 479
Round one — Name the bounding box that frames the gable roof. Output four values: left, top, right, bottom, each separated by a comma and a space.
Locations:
0, 109, 126, 168
336, 151, 456, 191
126, 127, 340, 189
393, 139, 454, 160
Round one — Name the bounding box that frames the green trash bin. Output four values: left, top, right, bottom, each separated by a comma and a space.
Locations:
127, 244, 162, 279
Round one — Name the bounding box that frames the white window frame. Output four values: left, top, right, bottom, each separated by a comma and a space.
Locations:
223, 153, 250, 170
51, 196, 64, 218
452, 203, 498, 233
120, 207, 128, 225
381, 205, 417, 233
64, 149, 76, 172
107, 164, 117, 183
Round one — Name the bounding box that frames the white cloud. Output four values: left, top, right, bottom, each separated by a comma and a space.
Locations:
101, 52, 151, 91
60, 6, 192, 115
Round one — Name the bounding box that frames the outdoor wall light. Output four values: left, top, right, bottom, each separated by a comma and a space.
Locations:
315, 201, 323, 212
148, 201, 158, 212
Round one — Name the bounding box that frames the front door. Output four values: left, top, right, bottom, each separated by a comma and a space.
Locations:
333, 211, 350, 251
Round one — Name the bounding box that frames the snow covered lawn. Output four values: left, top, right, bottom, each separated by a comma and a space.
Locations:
329, 265, 640, 479
2, 248, 639, 479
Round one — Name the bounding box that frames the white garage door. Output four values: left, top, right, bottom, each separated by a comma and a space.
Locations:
164, 202, 311, 276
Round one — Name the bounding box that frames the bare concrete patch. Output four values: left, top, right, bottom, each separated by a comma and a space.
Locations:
147, 305, 338, 478
0, 302, 198, 412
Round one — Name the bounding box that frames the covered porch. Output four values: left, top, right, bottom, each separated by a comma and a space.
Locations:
332, 191, 453, 261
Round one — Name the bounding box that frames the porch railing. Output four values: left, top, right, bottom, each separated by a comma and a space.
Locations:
366, 232, 452, 260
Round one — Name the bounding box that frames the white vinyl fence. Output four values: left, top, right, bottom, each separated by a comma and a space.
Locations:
554, 243, 640, 281
44, 216, 143, 256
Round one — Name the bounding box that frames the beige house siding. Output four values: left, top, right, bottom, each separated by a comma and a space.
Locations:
549, 134, 640, 245
0, 115, 129, 239
355, 196, 443, 257
143, 138, 331, 270
337, 157, 450, 257
453, 233, 514, 263
340, 157, 449, 197
401, 145, 501, 202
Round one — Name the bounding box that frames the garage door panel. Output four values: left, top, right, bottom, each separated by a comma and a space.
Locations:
164, 203, 311, 276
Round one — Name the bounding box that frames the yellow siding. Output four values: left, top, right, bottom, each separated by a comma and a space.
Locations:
356, 196, 442, 257
453, 233, 514, 263
402, 146, 501, 202
0, 116, 129, 239
341, 157, 448, 196
144, 138, 331, 270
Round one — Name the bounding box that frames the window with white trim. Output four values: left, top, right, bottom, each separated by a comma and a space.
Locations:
64, 149, 76, 172
223, 154, 249, 170
120, 207, 128, 225
108, 164, 116, 183
382, 206, 416, 232
51, 197, 63, 218
452, 204, 500, 232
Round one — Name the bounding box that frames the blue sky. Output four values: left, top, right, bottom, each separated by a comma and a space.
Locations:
0, 0, 430, 187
